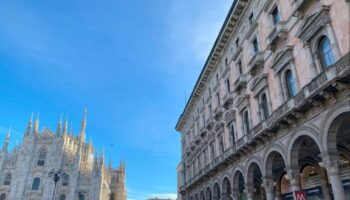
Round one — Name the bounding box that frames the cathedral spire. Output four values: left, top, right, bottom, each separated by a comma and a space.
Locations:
33, 113, 39, 137
2, 127, 11, 152
62, 115, 68, 136
79, 109, 87, 142
69, 121, 74, 137
100, 147, 105, 166
25, 113, 33, 137
56, 114, 62, 137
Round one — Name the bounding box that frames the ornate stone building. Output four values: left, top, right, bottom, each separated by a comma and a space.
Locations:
0, 112, 127, 200
176, 0, 349, 200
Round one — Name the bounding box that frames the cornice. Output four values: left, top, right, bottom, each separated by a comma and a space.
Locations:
176, 0, 250, 132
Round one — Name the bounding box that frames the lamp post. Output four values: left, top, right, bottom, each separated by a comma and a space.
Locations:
48, 169, 66, 200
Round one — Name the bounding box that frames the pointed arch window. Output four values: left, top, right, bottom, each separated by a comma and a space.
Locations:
318, 36, 335, 68
32, 177, 40, 190
285, 70, 297, 98
60, 194, 66, 200
3, 173, 11, 185
0, 193, 5, 200
37, 147, 47, 166
110, 193, 115, 200
261, 93, 270, 120
62, 174, 69, 186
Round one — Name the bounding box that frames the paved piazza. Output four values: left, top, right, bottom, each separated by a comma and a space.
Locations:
176, 0, 350, 200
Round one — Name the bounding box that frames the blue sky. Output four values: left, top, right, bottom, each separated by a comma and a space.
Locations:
0, 0, 231, 199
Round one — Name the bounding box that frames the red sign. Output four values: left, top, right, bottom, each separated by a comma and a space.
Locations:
294, 191, 307, 200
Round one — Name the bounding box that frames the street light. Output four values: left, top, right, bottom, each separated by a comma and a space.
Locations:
48, 169, 66, 200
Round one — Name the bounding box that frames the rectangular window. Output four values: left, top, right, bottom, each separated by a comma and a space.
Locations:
219, 135, 225, 154
208, 104, 212, 118
252, 37, 259, 54
225, 58, 228, 66
204, 152, 207, 166
271, 7, 281, 25
249, 13, 254, 25
235, 38, 240, 48
237, 60, 243, 75
197, 155, 201, 170
216, 74, 219, 82
216, 93, 220, 106
226, 79, 231, 92
210, 142, 215, 160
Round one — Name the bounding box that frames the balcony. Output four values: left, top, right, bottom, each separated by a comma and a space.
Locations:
180, 53, 350, 193
293, 0, 311, 17
251, 52, 350, 137
233, 74, 248, 91
213, 106, 225, 121
200, 126, 208, 138
247, 51, 264, 76
206, 117, 215, 130
222, 92, 237, 110
267, 22, 288, 51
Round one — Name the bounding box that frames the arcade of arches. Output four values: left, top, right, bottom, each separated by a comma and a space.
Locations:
185, 111, 350, 200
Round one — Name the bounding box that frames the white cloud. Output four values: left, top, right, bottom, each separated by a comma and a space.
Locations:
148, 193, 177, 200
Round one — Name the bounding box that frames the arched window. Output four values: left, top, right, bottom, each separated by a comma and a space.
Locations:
261, 93, 270, 120
62, 174, 69, 186
37, 148, 47, 166
60, 194, 66, 200
3, 173, 11, 185
244, 111, 250, 134
110, 193, 115, 200
32, 177, 40, 190
0, 193, 5, 200
318, 36, 335, 68
285, 70, 297, 98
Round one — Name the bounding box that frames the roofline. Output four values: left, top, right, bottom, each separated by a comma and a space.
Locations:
175, 0, 245, 132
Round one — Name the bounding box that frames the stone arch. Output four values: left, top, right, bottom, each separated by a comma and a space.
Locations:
244, 156, 263, 181
264, 150, 287, 178
286, 127, 322, 167
213, 182, 221, 200
262, 143, 287, 176
200, 190, 205, 200
321, 102, 350, 153
264, 149, 289, 198
221, 177, 231, 200
246, 161, 263, 185
232, 168, 245, 197
195, 193, 199, 200
206, 186, 212, 200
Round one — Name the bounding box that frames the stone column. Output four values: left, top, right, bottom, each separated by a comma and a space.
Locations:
285, 166, 302, 199
231, 191, 239, 200
304, 43, 318, 78
323, 159, 346, 200
263, 177, 275, 200
325, 23, 341, 60
222, 192, 231, 200
244, 184, 254, 200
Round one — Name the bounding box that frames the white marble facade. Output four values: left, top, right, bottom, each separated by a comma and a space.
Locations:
0, 112, 126, 200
